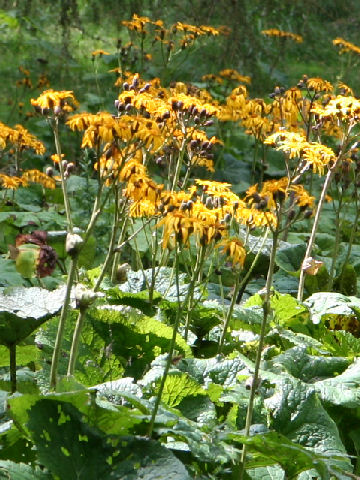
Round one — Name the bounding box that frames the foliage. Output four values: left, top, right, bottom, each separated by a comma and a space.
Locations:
1, 2, 360, 479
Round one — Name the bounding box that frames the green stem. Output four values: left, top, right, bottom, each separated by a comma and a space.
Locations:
171, 139, 187, 191
184, 245, 206, 341
339, 196, 360, 291
218, 229, 269, 354
93, 189, 121, 291
53, 118, 73, 233
147, 246, 181, 438
9, 343, 16, 394
66, 307, 86, 376
297, 167, 337, 301
67, 190, 123, 376
50, 256, 77, 388
328, 191, 343, 290
239, 228, 279, 479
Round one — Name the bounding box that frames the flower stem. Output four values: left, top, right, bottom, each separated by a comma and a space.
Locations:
9, 343, 16, 394
239, 228, 279, 480
52, 117, 73, 233
147, 246, 181, 438
50, 256, 77, 388
66, 307, 86, 377
297, 167, 336, 301
218, 229, 269, 354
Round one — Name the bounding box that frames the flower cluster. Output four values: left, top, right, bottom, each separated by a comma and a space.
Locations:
31, 90, 78, 115
261, 28, 303, 43
264, 131, 336, 175
333, 37, 360, 56
0, 121, 45, 154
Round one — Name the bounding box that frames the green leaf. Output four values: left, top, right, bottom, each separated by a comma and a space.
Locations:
77, 235, 96, 269
14, 186, 43, 212
304, 292, 359, 325
174, 354, 252, 386
229, 431, 332, 479
268, 346, 350, 382
0, 286, 67, 345
0, 344, 39, 367
160, 373, 206, 407
87, 307, 191, 380
106, 288, 162, 316
26, 398, 120, 479
109, 436, 192, 479
0, 257, 27, 287
0, 460, 51, 479
314, 358, 360, 408
265, 377, 352, 474
0, 10, 19, 28
276, 243, 306, 273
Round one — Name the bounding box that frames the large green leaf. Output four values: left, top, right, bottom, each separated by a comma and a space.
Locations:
160, 373, 206, 407
267, 346, 350, 383
106, 288, 162, 316
87, 307, 191, 380
10, 394, 190, 480
109, 436, 192, 479
0, 286, 67, 345
276, 243, 306, 273
304, 292, 360, 325
314, 358, 360, 408
155, 353, 253, 387
265, 377, 352, 474
0, 460, 51, 479
228, 431, 331, 479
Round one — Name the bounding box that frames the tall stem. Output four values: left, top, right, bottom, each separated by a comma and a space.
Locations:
184, 246, 206, 341
53, 118, 73, 233
66, 307, 86, 377
50, 256, 77, 388
9, 343, 16, 394
218, 229, 269, 354
147, 246, 181, 438
297, 167, 336, 302
239, 228, 279, 479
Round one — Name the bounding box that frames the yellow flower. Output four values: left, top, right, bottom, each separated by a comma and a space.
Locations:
31, 89, 78, 114
92, 49, 110, 57
51, 153, 65, 164
333, 37, 360, 56
156, 211, 197, 248
262, 28, 303, 43
264, 130, 336, 175
1, 123, 46, 155
0, 173, 27, 189
311, 95, 360, 122
219, 69, 251, 84
130, 199, 157, 217
22, 169, 56, 189
217, 237, 246, 267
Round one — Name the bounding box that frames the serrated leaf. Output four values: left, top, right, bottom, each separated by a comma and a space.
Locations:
304, 292, 357, 325
0, 286, 67, 345
228, 431, 330, 479
106, 288, 162, 316
314, 358, 360, 408
0, 460, 51, 479
88, 307, 191, 380
276, 243, 306, 273
265, 377, 352, 474
268, 346, 350, 382
160, 373, 206, 407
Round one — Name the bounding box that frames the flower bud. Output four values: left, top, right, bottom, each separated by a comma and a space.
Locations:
75, 284, 98, 310
66, 233, 84, 256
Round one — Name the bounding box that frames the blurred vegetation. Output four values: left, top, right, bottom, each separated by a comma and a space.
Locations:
1, 0, 360, 111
